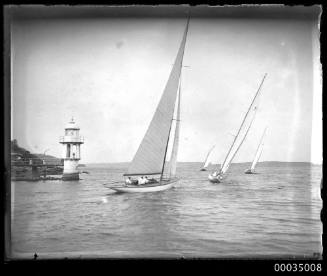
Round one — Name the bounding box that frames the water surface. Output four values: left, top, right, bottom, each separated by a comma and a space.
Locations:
11, 162, 322, 259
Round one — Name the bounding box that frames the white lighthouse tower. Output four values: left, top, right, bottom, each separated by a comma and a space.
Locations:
59, 117, 84, 181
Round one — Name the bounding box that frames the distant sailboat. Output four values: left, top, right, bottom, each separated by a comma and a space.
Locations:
110, 19, 189, 193
200, 145, 215, 171
208, 74, 267, 183
244, 127, 267, 174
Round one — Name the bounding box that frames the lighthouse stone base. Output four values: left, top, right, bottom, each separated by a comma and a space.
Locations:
62, 172, 80, 181
62, 159, 80, 181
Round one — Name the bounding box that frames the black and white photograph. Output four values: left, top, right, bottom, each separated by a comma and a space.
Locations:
5, 5, 322, 262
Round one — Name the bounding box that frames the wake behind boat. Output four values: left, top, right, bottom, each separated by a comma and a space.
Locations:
208, 74, 267, 183
108, 19, 190, 193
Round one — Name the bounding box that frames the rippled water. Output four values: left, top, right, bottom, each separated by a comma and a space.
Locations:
11, 162, 322, 259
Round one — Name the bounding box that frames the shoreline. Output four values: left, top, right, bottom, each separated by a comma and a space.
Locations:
11, 176, 62, 181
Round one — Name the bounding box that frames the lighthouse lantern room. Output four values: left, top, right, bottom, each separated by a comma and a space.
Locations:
59, 117, 84, 180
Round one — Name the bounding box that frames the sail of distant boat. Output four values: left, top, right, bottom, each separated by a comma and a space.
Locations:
245, 127, 267, 174
110, 18, 190, 193
200, 145, 215, 171
209, 74, 267, 183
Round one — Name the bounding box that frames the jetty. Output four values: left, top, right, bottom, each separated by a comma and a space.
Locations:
11, 158, 63, 181
11, 139, 65, 181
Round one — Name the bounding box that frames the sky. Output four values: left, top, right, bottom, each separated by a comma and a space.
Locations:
11, 11, 322, 164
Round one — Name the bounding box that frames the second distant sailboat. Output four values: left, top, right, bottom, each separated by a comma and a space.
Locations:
208, 74, 267, 183
244, 127, 267, 174
200, 145, 215, 171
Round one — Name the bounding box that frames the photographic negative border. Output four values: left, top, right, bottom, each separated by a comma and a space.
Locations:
2, 3, 324, 271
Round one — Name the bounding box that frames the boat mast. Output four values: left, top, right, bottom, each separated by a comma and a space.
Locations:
160, 117, 174, 181
219, 73, 267, 173
160, 17, 190, 181
161, 71, 182, 180
168, 80, 182, 178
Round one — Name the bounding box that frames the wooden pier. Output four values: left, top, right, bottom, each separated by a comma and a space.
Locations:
11, 158, 64, 181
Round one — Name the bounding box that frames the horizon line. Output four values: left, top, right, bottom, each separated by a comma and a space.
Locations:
81, 160, 322, 165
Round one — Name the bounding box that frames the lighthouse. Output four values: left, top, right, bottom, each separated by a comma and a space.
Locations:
59, 118, 84, 181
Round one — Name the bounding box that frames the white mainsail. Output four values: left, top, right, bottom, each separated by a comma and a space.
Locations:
250, 127, 267, 171
216, 74, 267, 176
202, 145, 216, 169
125, 19, 189, 177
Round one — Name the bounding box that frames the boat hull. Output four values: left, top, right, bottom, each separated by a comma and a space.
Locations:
110, 180, 177, 193
200, 168, 207, 171
208, 174, 222, 183
209, 178, 221, 183
244, 169, 255, 174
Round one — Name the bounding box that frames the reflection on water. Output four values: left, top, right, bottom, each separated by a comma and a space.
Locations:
11, 162, 322, 258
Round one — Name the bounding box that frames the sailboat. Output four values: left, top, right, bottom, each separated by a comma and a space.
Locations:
208, 74, 267, 183
200, 145, 215, 171
244, 127, 267, 174
110, 19, 189, 193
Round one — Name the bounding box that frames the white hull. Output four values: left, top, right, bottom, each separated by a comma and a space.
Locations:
110, 180, 176, 193
208, 174, 222, 183
244, 169, 255, 174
